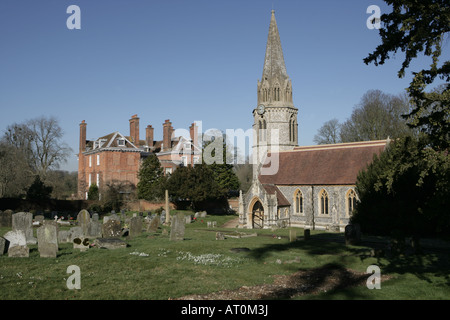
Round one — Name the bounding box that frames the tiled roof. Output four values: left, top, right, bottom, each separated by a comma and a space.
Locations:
262, 184, 291, 207
259, 140, 387, 186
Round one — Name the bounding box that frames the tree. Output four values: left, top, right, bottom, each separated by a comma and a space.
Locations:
165, 164, 225, 211
87, 184, 99, 201
3, 116, 72, 178
364, 0, 450, 149
137, 154, 166, 201
313, 118, 341, 145
0, 142, 33, 198
26, 175, 53, 200
202, 133, 240, 195
339, 90, 413, 142
351, 136, 450, 238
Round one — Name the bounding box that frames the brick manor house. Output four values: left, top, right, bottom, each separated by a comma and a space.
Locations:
238, 11, 389, 230
77, 115, 201, 200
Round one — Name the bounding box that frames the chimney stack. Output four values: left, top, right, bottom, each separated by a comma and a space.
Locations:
146, 125, 154, 148
190, 122, 198, 148
79, 120, 87, 153
163, 119, 172, 151
129, 114, 140, 144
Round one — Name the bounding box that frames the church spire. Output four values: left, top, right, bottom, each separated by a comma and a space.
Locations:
262, 10, 289, 83
258, 10, 293, 107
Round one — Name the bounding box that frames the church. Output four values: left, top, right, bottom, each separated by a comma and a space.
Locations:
238, 10, 388, 231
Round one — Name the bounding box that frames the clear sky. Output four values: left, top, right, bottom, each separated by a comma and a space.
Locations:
1, 0, 448, 172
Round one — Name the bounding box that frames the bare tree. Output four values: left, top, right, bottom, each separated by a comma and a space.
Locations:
340, 90, 412, 142
313, 118, 342, 145
0, 142, 33, 198
2, 116, 72, 178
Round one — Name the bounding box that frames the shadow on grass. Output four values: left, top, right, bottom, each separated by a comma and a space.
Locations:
248, 232, 450, 296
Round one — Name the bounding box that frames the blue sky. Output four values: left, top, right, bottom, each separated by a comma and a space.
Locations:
1, 0, 448, 172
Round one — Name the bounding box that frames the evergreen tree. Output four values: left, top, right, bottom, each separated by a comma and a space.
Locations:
26, 175, 53, 200
137, 154, 166, 201
87, 183, 99, 201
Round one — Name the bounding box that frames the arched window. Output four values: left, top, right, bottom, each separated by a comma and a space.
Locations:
347, 189, 357, 216
294, 189, 303, 214
319, 189, 329, 215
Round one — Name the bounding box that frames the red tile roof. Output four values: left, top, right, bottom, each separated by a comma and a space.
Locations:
262, 184, 291, 207
259, 140, 387, 186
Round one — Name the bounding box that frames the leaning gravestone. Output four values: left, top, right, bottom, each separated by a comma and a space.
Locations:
37, 224, 58, 258
170, 213, 185, 241
77, 210, 91, 236
102, 219, 122, 238
12, 212, 36, 244
0, 210, 13, 228
0, 237, 7, 255
3, 230, 29, 257
129, 216, 143, 238
147, 216, 160, 233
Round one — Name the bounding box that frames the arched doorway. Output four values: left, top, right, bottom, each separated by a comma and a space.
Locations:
252, 200, 264, 229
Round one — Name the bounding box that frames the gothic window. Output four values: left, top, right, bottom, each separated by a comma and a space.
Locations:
319, 189, 329, 215
294, 189, 303, 214
263, 119, 267, 141
347, 189, 357, 216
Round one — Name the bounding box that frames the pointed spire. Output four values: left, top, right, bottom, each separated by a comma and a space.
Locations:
262, 10, 289, 83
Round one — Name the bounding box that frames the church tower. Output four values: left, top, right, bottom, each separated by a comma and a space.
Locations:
253, 10, 298, 176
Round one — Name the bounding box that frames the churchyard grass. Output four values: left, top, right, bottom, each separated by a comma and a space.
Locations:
0, 213, 449, 300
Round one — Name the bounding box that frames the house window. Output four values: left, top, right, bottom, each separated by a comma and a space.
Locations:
118, 139, 125, 146
96, 173, 100, 188
294, 189, 303, 215
165, 168, 173, 175
319, 189, 329, 215
347, 189, 357, 216
97, 154, 100, 166
88, 173, 92, 187
89, 156, 92, 167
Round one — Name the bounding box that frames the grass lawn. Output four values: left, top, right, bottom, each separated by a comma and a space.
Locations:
0, 212, 449, 300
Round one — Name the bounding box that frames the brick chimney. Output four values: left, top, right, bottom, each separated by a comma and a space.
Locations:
146, 125, 154, 148
190, 122, 198, 148
129, 114, 140, 144
163, 119, 172, 151
79, 120, 87, 153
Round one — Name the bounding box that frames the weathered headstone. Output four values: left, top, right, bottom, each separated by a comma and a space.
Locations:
77, 209, 91, 236
87, 221, 102, 238
58, 230, 71, 243
37, 224, 58, 258
0, 210, 13, 228
0, 237, 7, 255
12, 212, 36, 244
92, 213, 99, 222
103, 214, 120, 224
170, 213, 185, 241
129, 216, 143, 238
102, 219, 122, 238
73, 237, 90, 251
34, 215, 45, 226
147, 216, 160, 233
345, 224, 361, 246
289, 229, 297, 242
3, 230, 29, 257
68, 227, 83, 242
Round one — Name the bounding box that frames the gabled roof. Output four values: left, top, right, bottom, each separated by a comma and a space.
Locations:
262, 184, 290, 207
259, 140, 388, 186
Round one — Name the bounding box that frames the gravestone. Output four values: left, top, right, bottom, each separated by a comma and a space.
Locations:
0, 237, 7, 255
0, 210, 13, 228
73, 237, 90, 251
3, 230, 29, 257
102, 219, 122, 238
345, 224, 361, 246
104, 214, 120, 224
304, 229, 311, 241
289, 229, 297, 242
129, 216, 143, 238
37, 224, 58, 258
68, 227, 83, 242
170, 213, 185, 241
34, 215, 45, 226
12, 212, 36, 244
87, 221, 102, 238
147, 216, 160, 233
77, 209, 91, 236
92, 213, 99, 222
58, 230, 71, 243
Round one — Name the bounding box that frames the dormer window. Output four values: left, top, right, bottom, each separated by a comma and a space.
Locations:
118, 139, 125, 147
